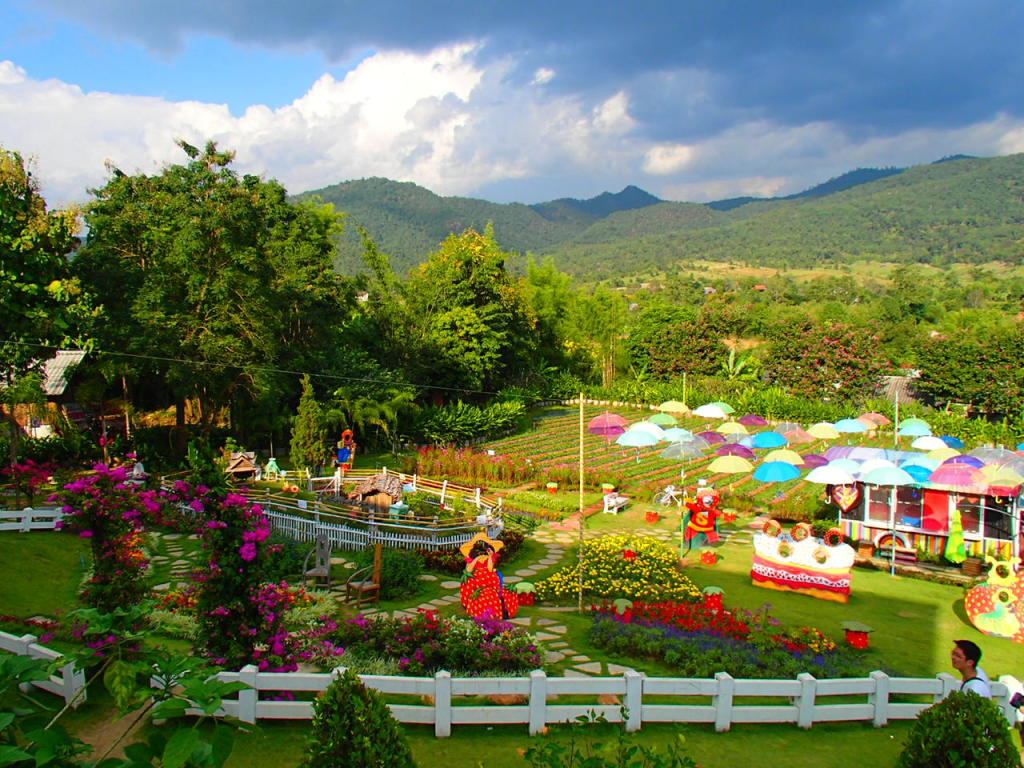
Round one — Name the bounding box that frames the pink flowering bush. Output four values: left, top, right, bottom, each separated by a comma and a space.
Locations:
49, 463, 155, 611
3, 459, 58, 504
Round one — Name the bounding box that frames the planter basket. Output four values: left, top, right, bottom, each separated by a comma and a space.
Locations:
645, 511, 660, 524
546, 483, 558, 495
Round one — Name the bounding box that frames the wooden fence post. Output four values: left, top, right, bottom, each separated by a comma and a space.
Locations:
237, 665, 259, 724
529, 669, 547, 735
440, 480, 448, 506
20, 508, 33, 532
713, 672, 734, 732
434, 670, 452, 738
869, 670, 890, 727
15, 634, 36, 692
796, 673, 816, 728
624, 670, 642, 732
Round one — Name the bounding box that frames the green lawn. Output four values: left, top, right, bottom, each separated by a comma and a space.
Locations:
0, 530, 87, 617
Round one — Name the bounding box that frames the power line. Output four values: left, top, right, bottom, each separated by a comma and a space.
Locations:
3, 339, 506, 398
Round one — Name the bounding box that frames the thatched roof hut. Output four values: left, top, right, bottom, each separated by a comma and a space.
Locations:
348, 474, 404, 511
225, 452, 258, 478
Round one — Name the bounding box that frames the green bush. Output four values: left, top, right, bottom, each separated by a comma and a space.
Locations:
263, 530, 310, 581
352, 547, 424, 600
896, 691, 1020, 768
301, 668, 416, 768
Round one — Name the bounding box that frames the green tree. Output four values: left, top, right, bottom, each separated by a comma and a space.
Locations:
301, 668, 417, 768
73, 140, 353, 445
290, 375, 328, 473
916, 329, 1024, 415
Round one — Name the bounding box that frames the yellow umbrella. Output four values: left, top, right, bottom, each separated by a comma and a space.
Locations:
807, 422, 840, 439
981, 466, 1024, 485
927, 447, 961, 463
707, 455, 754, 474
717, 421, 749, 435
762, 449, 804, 465
657, 400, 690, 414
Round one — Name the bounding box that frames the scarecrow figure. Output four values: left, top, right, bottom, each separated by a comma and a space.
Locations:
459, 532, 519, 620
682, 486, 723, 556
335, 429, 357, 471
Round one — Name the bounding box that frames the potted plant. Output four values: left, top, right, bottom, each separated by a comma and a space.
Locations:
545, 482, 558, 495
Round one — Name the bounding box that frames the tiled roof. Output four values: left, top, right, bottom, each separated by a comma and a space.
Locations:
41, 350, 86, 396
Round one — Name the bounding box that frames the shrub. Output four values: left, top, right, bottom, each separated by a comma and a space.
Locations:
896, 691, 1020, 768
263, 530, 310, 581
352, 547, 424, 600
535, 535, 701, 603
301, 668, 417, 768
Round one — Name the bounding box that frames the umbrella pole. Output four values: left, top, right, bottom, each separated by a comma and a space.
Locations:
578, 392, 585, 615
893, 395, 899, 450
888, 485, 896, 577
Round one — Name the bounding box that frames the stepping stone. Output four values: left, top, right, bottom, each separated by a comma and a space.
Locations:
428, 599, 449, 607
536, 618, 558, 626
438, 595, 459, 603
162, 534, 181, 540
542, 606, 577, 612
563, 669, 589, 678
570, 655, 590, 662
514, 569, 538, 577
187, 534, 200, 540
548, 641, 568, 649
606, 663, 635, 675
545, 625, 567, 634
543, 651, 565, 664
329, 557, 347, 565
503, 575, 522, 584
343, 562, 356, 569
419, 574, 438, 581
534, 631, 560, 641
150, 556, 168, 563
152, 583, 170, 591
574, 661, 603, 674
440, 581, 462, 589
509, 617, 532, 626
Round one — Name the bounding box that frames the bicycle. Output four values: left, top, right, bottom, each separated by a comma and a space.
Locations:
652, 484, 684, 507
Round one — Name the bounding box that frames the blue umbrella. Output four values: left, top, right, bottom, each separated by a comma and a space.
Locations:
943, 455, 984, 468
751, 431, 788, 449
834, 418, 868, 433
753, 461, 802, 483
898, 423, 932, 437
1017, 442, 1024, 451
902, 464, 933, 483
616, 430, 660, 448
861, 466, 916, 486
940, 435, 965, 449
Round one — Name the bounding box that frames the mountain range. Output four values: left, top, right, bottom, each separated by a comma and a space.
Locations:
295, 153, 1024, 279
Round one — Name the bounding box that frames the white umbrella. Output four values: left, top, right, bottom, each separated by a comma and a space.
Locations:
693, 403, 728, 419
911, 435, 948, 451
806, 465, 857, 485
626, 422, 666, 440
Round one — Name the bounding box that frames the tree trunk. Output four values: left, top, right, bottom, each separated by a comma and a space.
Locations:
174, 396, 187, 456
3, 405, 21, 467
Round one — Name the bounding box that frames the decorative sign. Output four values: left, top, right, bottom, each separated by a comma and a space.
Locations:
831, 484, 861, 512
964, 556, 1024, 644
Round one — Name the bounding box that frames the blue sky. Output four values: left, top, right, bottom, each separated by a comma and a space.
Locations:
2, 0, 1023, 206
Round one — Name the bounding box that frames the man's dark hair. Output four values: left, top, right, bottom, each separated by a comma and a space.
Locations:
954, 639, 982, 666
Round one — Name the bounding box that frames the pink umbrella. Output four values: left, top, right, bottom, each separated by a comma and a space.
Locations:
715, 444, 756, 460
783, 428, 816, 445
696, 430, 727, 445
588, 413, 628, 440
738, 414, 769, 427
859, 412, 892, 426
927, 464, 987, 494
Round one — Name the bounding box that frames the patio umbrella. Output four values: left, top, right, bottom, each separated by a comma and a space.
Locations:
708, 401, 735, 414
648, 412, 678, 426
897, 423, 932, 437
835, 418, 869, 434
940, 435, 965, 449
588, 413, 628, 439
717, 421, 749, 435
859, 412, 892, 426
801, 454, 829, 468
942, 455, 984, 468
696, 430, 727, 445
626, 422, 666, 440
927, 447, 960, 463
774, 421, 802, 434
782, 427, 815, 445
911, 435, 948, 451
662, 427, 693, 442
901, 464, 933, 483
806, 465, 856, 485
692, 403, 728, 419
738, 413, 769, 427
858, 458, 897, 477
861, 466, 916, 486
753, 461, 802, 483
660, 440, 706, 460
716, 443, 756, 459
707, 455, 754, 474
762, 449, 804, 465
616, 430, 660, 448
751, 431, 788, 449
928, 464, 988, 494
807, 423, 841, 440
657, 400, 689, 414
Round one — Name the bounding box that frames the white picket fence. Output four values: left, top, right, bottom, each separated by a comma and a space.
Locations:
0, 630, 86, 706
178, 666, 1021, 737
0, 506, 63, 532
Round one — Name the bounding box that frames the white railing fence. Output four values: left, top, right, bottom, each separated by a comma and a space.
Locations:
175, 666, 1022, 737
0, 630, 86, 706
0, 506, 63, 532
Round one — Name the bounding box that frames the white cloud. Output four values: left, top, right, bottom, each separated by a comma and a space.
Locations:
592, 91, 635, 135
532, 67, 556, 85
643, 143, 696, 175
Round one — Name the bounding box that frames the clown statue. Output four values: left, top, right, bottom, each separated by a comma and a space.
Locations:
682, 485, 723, 557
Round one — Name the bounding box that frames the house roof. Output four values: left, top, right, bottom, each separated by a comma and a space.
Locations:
349, 474, 404, 500
41, 350, 86, 396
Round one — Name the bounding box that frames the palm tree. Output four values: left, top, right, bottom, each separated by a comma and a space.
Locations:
720, 348, 761, 382
327, 387, 419, 454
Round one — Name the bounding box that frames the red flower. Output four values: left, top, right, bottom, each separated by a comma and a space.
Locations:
622, 549, 637, 561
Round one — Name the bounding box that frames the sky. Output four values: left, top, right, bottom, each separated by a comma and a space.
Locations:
2, 0, 1024, 207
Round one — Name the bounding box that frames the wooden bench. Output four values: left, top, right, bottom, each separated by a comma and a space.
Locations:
878, 546, 918, 565
603, 493, 630, 515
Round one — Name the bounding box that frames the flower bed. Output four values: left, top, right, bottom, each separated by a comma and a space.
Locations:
535, 535, 702, 603
589, 600, 875, 679
327, 609, 542, 676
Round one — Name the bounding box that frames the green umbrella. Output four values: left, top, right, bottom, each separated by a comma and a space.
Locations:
944, 508, 966, 564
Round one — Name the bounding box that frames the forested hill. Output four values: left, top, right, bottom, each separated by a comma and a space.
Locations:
544, 153, 1024, 278
298, 154, 1024, 279
295, 178, 664, 275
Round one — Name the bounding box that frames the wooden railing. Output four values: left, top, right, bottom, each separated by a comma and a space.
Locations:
0, 630, 86, 706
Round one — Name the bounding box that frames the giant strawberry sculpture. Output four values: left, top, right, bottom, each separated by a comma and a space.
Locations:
964, 556, 1024, 644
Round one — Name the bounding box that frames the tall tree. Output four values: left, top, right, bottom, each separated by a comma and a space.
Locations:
74, 141, 354, 442
290, 375, 328, 473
